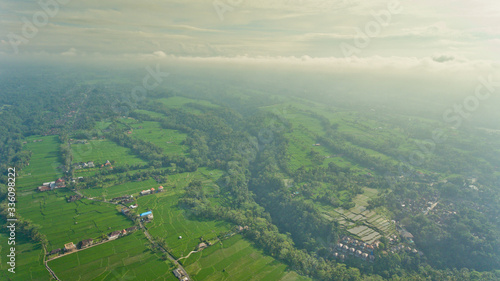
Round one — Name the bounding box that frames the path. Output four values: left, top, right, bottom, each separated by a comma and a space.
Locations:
177, 249, 201, 261
45, 189, 190, 280
46, 238, 115, 262
43, 247, 60, 281
140, 221, 191, 281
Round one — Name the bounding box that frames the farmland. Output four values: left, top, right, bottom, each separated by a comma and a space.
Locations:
318, 187, 396, 244
3, 63, 499, 281
0, 221, 50, 281
138, 193, 233, 259
17, 189, 133, 252
48, 231, 177, 281
81, 178, 159, 199
71, 139, 147, 167
128, 121, 188, 156
17, 135, 63, 192
158, 96, 219, 114
183, 234, 310, 281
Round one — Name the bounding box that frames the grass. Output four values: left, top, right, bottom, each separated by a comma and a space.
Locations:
17, 135, 63, 192
137, 194, 233, 259
48, 231, 178, 281
71, 139, 147, 166
128, 121, 188, 156
184, 234, 310, 281
81, 178, 160, 199
17, 189, 134, 252
0, 219, 50, 281
134, 109, 166, 118
273, 107, 368, 173
158, 96, 219, 114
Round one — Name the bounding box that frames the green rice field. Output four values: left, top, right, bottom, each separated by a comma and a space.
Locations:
71, 139, 147, 166
184, 234, 310, 281
18, 189, 134, 252
49, 231, 177, 281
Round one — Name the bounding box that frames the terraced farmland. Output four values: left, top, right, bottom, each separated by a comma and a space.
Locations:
137, 193, 233, 259
48, 231, 177, 281
158, 96, 219, 114
81, 178, 159, 199
17, 135, 63, 192
0, 222, 50, 281
321, 188, 395, 244
183, 234, 310, 281
128, 121, 188, 156
18, 189, 134, 252
71, 139, 147, 166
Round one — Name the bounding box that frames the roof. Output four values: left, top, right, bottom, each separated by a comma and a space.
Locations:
140, 211, 153, 217
38, 186, 51, 191
81, 239, 93, 246
109, 230, 121, 237
49, 248, 62, 255
126, 226, 138, 232
64, 242, 76, 250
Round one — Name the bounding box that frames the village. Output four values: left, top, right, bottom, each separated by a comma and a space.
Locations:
333, 236, 376, 262
333, 225, 421, 263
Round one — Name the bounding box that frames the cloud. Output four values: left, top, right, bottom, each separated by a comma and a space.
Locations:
0, 0, 498, 63
153, 51, 167, 58
61, 48, 77, 56
432, 55, 455, 63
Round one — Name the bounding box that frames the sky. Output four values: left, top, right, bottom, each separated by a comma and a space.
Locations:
0, 0, 499, 81
0, 0, 499, 126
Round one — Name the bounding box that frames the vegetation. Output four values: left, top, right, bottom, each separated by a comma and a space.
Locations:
48, 231, 177, 280
0, 66, 499, 280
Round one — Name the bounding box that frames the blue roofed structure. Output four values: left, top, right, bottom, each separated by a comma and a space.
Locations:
140, 211, 152, 217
